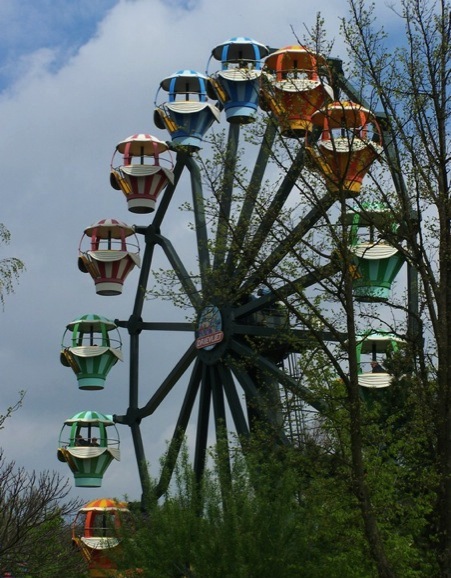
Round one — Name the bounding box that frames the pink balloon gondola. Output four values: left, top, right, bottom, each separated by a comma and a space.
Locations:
78, 219, 140, 296
110, 134, 174, 214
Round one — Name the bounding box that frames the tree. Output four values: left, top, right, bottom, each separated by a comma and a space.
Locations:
340, 0, 451, 574
0, 223, 24, 307
119, 441, 380, 578
0, 391, 24, 431
0, 449, 85, 578
192, 101, 403, 574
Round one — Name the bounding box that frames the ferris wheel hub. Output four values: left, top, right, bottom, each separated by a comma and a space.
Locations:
195, 304, 235, 365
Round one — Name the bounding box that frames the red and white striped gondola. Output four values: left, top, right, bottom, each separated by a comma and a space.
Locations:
78, 218, 140, 296
110, 133, 174, 214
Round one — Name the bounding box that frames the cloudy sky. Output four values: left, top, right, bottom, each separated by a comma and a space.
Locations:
0, 0, 404, 507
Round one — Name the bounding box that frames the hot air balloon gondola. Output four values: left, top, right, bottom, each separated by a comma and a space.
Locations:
346, 203, 405, 301
72, 497, 130, 578
307, 100, 383, 196
78, 218, 140, 296
60, 314, 122, 390
260, 44, 333, 137
356, 331, 404, 388
208, 37, 269, 124
154, 69, 221, 150
57, 411, 120, 487
110, 134, 174, 214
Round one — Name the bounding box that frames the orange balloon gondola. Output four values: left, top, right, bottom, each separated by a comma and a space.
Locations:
306, 100, 383, 195
72, 498, 130, 578
260, 45, 333, 137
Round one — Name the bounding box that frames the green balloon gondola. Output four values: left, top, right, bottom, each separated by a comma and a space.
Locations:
348, 203, 405, 302
57, 411, 120, 487
351, 242, 405, 302
356, 331, 404, 388
60, 314, 123, 390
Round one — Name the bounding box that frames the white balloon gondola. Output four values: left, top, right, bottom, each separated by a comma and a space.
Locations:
154, 69, 221, 150
208, 37, 269, 124
110, 134, 174, 214
78, 218, 140, 296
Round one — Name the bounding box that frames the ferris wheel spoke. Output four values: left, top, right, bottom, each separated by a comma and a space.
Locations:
139, 321, 195, 331
233, 260, 342, 320
240, 191, 337, 296
186, 155, 211, 285
211, 364, 228, 430
152, 152, 189, 230
217, 363, 250, 438
138, 343, 197, 419
129, 156, 192, 316
193, 364, 212, 483
128, 236, 158, 318
155, 358, 203, 497
229, 361, 290, 446
225, 121, 277, 275
124, 156, 189, 318
210, 365, 233, 490
130, 421, 152, 501
213, 123, 240, 269
232, 323, 344, 347
228, 337, 326, 412
156, 234, 203, 309
230, 145, 306, 289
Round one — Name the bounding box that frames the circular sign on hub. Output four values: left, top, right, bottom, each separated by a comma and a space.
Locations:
195, 305, 224, 350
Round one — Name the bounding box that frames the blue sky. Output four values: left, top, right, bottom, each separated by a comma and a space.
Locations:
0, 0, 404, 505
0, 1, 118, 90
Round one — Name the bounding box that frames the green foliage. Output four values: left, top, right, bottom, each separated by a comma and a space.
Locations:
0, 223, 24, 307
119, 433, 438, 578
0, 390, 24, 430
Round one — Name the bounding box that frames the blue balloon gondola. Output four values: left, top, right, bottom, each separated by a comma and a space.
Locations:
208, 37, 269, 124
154, 69, 221, 150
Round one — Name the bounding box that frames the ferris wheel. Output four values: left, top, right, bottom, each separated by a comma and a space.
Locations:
58, 38, 410, 505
